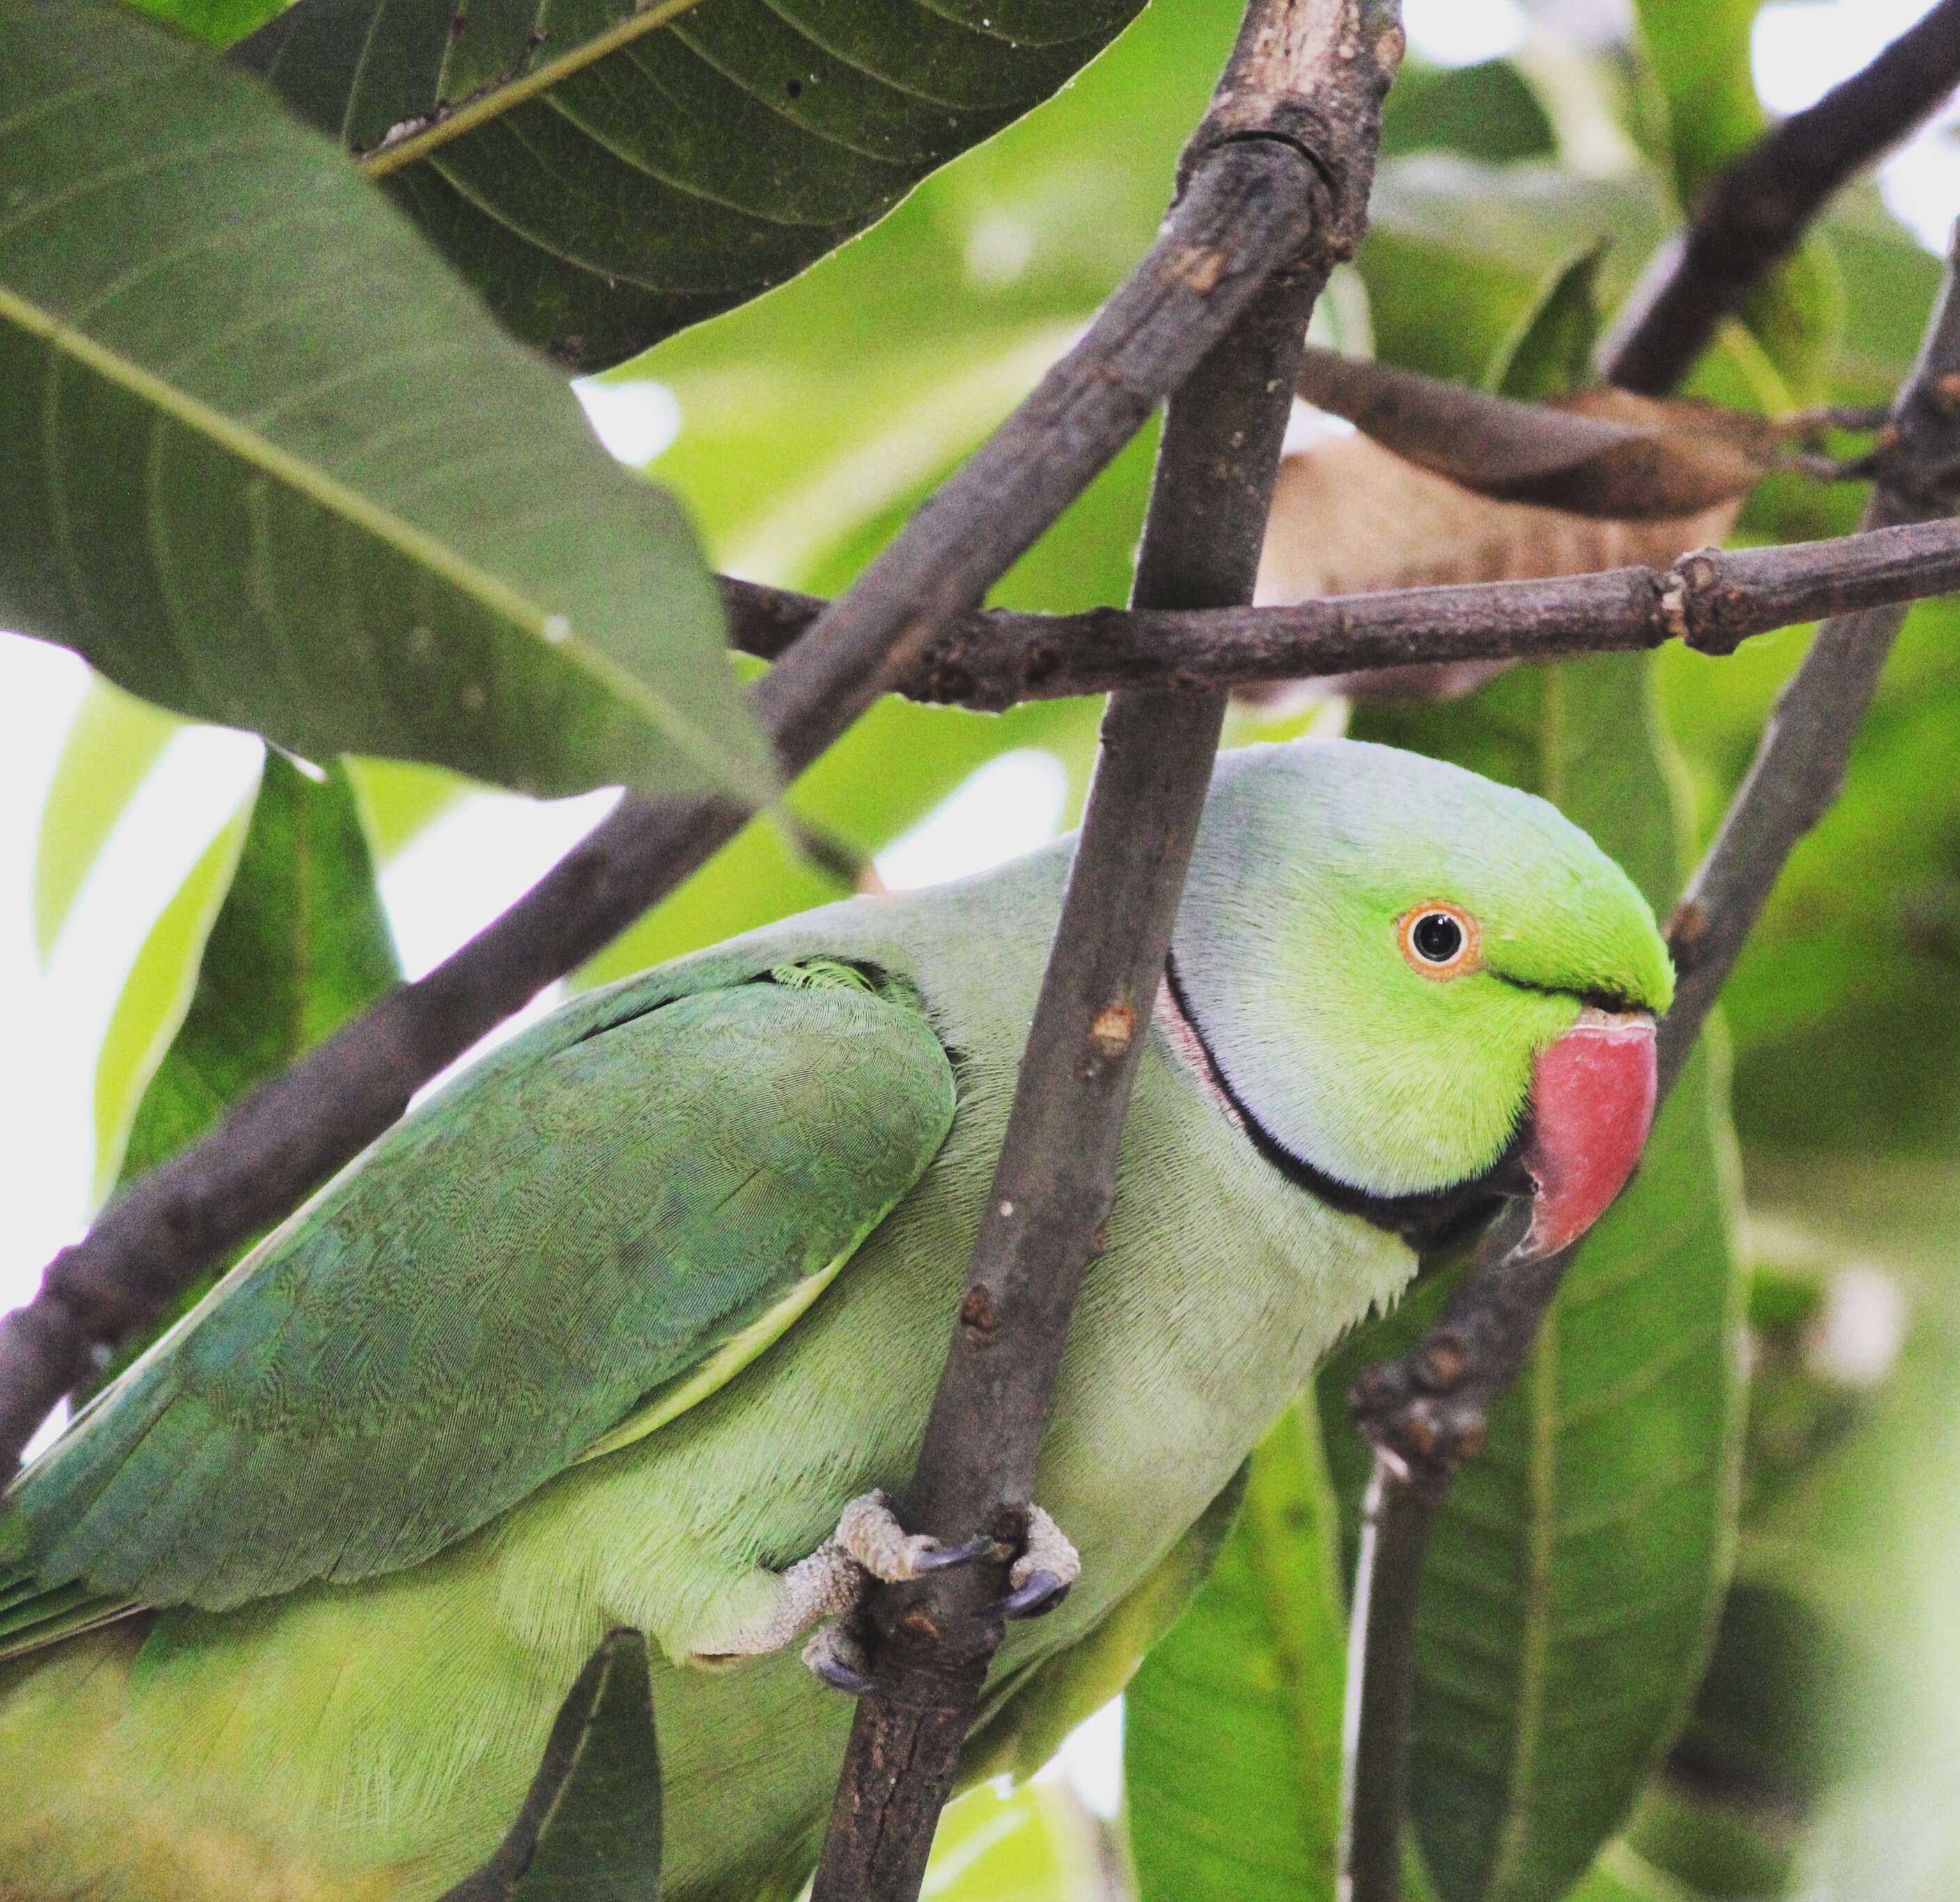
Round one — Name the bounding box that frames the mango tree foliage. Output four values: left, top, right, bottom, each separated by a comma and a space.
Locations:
1124, 1401, 1349, 1902
584, 0, 1355, 982
1307, 262, 1745, 1902
1325, 651, 1743, 1902
234, 0, 1151, 375
1, 0, 759, 805
7, 6, 1959, 1902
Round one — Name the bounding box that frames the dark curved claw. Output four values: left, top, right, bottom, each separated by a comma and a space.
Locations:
985, 1570, 1073, 1622
812, 1653, 881, 1697
910, 1534, 999, 1575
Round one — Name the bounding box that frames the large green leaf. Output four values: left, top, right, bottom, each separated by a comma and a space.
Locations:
1324, 653, 1743, 1902
1124, 1400, 1348, 1902
90, 750, 401, 1210
1, 0, 760, 804
117, 753, 398, 1182
231, 0, 1146, 373
1659, 593, 1960, 1158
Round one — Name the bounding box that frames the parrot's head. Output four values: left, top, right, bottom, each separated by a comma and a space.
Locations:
1169, 740, 1674, 1254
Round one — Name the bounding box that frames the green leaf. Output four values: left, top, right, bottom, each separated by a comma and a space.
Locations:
232, 0, 1149, 373
1488, 244, 1610, 401
924, 1782, 1112, 1902
1, 0, 761, 804
1125, 1400, 1348, 1902
117, 751, 398, 1192
122, 0, 288, 44
32, 678, 181, 962
1382, 60, 1556, 166
441, 1627, 662, 1902
90, 798, 254, 1208
107, 755, 396, 1189
1328, 655, 1743, 1902
1631, 0, 1766, 206
1660, 586, 1960, 1157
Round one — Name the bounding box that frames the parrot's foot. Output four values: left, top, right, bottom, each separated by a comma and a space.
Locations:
987, 1504, 1081, 1621
802, 1616, 879, 1695
830, 1490, 1081, 1621
832, 1488, 999, 1584
685, 1490, 987, 1679
691, 1492, 1080, 1698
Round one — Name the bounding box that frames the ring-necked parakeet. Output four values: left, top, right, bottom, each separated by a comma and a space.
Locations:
0, 739, 1671, 1901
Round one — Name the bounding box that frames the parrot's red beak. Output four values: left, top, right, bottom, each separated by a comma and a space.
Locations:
1518, 1006, 1658, 1256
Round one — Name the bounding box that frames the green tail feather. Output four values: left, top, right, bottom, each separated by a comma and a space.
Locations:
0, 1576, 141, 1662
0, 1512, 139, 1661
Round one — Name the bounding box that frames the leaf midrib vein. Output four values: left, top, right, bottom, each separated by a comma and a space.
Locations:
1, 281, 719, 774
359, 0, 710, 180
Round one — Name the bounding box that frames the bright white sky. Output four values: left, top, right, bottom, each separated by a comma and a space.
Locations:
0, 0, 1948, 1807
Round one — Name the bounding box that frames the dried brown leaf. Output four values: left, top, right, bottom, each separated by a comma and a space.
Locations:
1293, 345, 1778, 519
1251, 427, 1742, 703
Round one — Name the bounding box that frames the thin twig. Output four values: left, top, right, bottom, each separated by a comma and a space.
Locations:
1338, 233, 1960, 1902
0, 92, 1354, 1479
807, 6, 1401, 1899
1603, 0, 1960, 394
720, 515, 1960, 709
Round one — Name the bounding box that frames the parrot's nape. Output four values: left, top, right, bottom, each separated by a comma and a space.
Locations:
0, 739, 1672, 1902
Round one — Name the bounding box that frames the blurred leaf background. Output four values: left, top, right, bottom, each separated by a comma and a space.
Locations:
7, 0, 1960, 1897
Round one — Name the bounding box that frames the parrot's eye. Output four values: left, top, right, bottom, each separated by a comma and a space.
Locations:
1397, 901, 1481, 979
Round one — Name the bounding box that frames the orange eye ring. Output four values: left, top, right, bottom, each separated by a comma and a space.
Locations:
1396, 901, 1482, 980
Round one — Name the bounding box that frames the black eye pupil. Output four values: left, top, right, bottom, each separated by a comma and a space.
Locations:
1412, 912, 1463, 962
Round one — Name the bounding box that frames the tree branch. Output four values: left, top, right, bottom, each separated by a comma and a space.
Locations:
0, 46, 1363, 1476
1338, 226, 1960, 1902
718, 515, 1960, 709
807, 6, 1400, 1899
1604, 0, 1960, 395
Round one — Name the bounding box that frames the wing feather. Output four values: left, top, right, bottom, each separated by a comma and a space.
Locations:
5, 974, 954, 1613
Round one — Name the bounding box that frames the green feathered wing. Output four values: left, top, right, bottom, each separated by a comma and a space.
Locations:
1, 962, 956, 1640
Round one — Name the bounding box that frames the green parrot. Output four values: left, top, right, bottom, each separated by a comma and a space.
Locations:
0, 738, 1671, 1902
